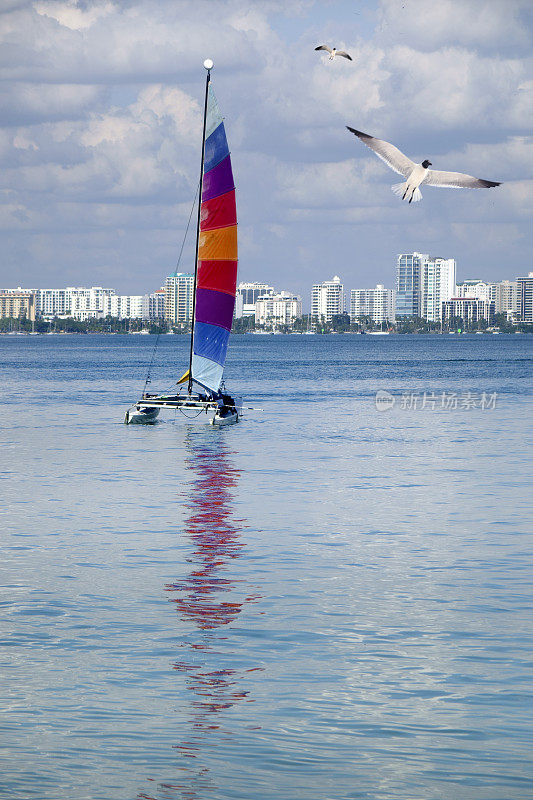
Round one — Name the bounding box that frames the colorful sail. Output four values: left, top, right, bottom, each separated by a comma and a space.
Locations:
191, 83, 237, 392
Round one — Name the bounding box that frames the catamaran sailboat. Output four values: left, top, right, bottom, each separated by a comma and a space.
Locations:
125, 60, 241, 427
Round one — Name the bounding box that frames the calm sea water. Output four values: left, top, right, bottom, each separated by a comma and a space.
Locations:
1, 333, 532, 800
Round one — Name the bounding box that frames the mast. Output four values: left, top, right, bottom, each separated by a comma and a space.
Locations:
188, 59, 213, 395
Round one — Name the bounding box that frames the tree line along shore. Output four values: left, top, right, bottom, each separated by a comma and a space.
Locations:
1, 314, 532, 336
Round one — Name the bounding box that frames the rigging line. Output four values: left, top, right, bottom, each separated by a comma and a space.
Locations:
140, 184, 200, 397
176, 180, 200, 275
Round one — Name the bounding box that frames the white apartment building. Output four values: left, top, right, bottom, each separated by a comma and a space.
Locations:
350, 284, 395, 324
255, 292, 302, 328
35, 286, 116, 317
421, 257, 456, 321
456, 280, 491, 302
35, 288, 70, 316
311, 276, 345, 323
69, 287, 116, 318
442, 297, 495, 325
236, 282, 274, 318
165, 272, 194, 324
101, 294, 144, 320
142, 289, 165, 321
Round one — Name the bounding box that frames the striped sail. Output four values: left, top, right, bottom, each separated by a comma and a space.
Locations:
191, 84, 237, 392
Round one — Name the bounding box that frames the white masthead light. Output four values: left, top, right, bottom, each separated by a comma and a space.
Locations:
203, 58, 214, 70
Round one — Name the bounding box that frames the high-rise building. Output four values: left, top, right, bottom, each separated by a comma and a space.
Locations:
255, 292, 302, 328
165, 272, 194, 324
350, 285, 395, 324
516, 272, 533, 322
0, 289, 35, 321
490, 280, 519, 318
142, 289, 166, 321
421, 257, 456, 321
396, 253, 455, 321
311, 276, 345, 322
396, 253, 425, 317
236, 282, 274, 318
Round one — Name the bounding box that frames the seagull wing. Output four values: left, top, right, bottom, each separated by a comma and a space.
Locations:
336, 51, 352, 60
346, 127, 415, 177
424, 169, 501, 189
315, 45, 333, 53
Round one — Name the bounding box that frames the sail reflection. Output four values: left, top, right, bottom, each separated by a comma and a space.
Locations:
138, 431, 260, 800
169, 437, 245, 630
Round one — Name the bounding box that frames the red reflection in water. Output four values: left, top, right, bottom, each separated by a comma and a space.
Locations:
166, 439, 246, 629
138, 433, 262, 800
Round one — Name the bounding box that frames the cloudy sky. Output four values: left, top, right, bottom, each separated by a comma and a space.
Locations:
1, 0, 532, 304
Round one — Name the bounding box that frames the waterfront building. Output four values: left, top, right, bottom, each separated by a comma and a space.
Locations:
0, 289, 35, 321
490, 280, 519, 318
311, 276, 345, 322
142, 289, 166, 321
396, 253, 425, 317
442, 297, 495, 326
101, 294, 144, 320
35, 288, 70, 317
456, 280, 491, 302
421, 257, 456, 322
165, 272, 194, 324
255, 292, 302, 328
350, 285, 395, 324
236, 282, 274, 318
35, 286, 116, 317
234, 293, 244, 318
396, 253, 455, 321
69, 287, 116, 318
517, 272, 533, 322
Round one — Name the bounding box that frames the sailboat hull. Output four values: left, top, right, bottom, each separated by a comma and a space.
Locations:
210, 409, 239, 426
124, 407, 160, 424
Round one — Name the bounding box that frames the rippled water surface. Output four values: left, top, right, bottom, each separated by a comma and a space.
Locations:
1, 334, 532, 800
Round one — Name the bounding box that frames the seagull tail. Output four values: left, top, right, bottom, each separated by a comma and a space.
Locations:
391, 182, 406, 198
391, 183, 423, 203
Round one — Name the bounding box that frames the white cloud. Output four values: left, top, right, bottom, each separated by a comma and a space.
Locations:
377, 0, 532, 52
0, 83, 103, 124
34, 0, 114, 30
383, 45, 532, 131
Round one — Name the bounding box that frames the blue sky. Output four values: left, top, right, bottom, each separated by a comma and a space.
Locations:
1, 0, 532, 305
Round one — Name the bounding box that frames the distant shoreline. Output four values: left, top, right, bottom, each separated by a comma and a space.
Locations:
1, 331, 531, 337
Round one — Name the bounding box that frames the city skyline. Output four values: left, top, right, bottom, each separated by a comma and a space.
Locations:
0, 1, 531, 297
3, 258, 529, 324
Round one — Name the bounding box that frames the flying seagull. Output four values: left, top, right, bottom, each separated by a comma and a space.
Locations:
346, 126, 501, 203
315, 45, 352, 61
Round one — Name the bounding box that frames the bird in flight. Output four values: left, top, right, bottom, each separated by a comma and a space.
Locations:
315, 45, 352, 61
346, 126, 501, 203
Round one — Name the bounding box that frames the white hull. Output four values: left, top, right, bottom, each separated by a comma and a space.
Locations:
124, 407, 160, 424
210, 410, 239, 427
